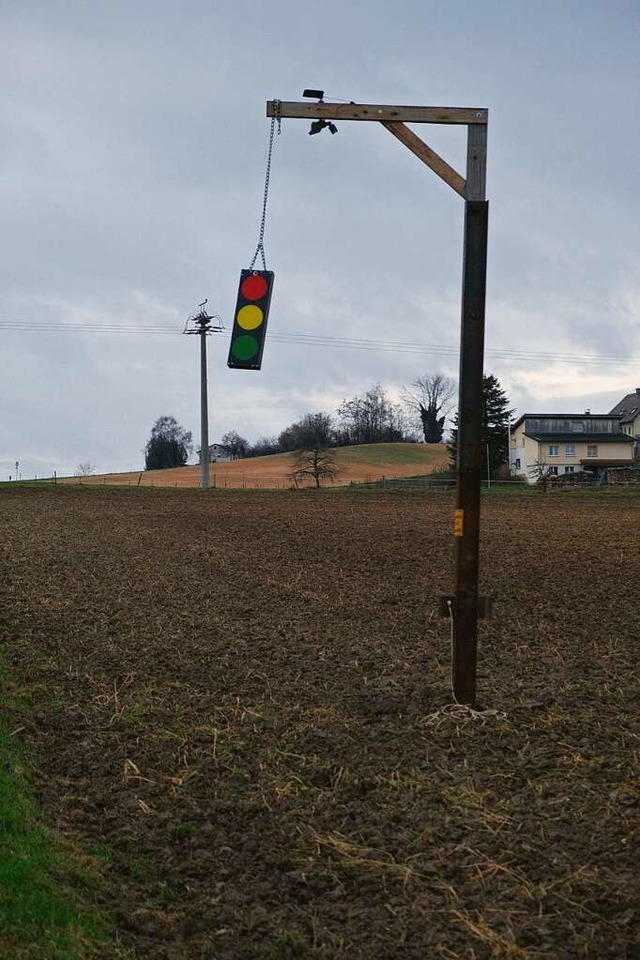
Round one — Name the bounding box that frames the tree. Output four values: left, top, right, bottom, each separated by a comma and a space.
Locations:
246, 436, 280, 458
221, 430, 248, 460
528, 458, 554, 492
335, 384, 409, 446
400, 374, 456, 443
482, 374, 514, 474
448, 374, 514, 477
144, 416, 193, 470
75, 461, 95, 476
292, 447, 339, 488
279, 412, 334, 452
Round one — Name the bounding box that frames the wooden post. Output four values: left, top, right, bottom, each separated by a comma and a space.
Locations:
450, 124, 489, 706
453, 200, 489, 705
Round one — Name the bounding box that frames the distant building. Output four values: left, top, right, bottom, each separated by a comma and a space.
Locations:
198, 443, 233, 464
510, 413, 633, 483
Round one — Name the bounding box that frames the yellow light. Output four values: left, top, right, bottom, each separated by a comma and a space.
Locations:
237, 305, 264, 330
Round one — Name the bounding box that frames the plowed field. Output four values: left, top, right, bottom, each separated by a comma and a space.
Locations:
1, 486, 639, 959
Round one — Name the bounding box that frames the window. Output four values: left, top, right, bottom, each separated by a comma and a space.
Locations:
565, 444, 575, 457
515, 458, 521, 470
548, 466, 558, 475
548, 444, 559, 456
572, 423, 585, 432
587, 445, 598, 457
565, 465, 575, 474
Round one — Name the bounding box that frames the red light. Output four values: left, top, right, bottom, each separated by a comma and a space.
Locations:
240, 274, 268, 301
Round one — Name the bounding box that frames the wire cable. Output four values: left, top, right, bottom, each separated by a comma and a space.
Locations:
0, 319, 638, 366
419, 600, 508, 724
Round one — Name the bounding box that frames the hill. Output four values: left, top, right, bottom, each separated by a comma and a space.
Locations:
64, 443, 450, 489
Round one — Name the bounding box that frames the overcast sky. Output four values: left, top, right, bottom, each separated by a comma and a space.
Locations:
2, 0, 639, 478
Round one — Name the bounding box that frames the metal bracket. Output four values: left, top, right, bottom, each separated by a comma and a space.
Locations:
438, 595, 493, 620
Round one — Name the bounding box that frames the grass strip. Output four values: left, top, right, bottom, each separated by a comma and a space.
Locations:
0, 670, 125, 958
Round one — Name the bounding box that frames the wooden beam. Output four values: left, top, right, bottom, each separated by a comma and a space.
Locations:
466, 124, 487, 201
267, 101, 488, 125
381, 121, 466, 198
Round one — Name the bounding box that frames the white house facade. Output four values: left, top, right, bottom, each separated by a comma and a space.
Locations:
511, 413, 634, 483
199, 443, 233, 464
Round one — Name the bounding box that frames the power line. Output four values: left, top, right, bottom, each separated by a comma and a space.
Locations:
0, 318, 639, 366
268, 333, 640, 366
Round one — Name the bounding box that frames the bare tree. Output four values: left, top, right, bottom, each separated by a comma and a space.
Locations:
279, 412, 334, 452
528, 458, 554, 492
246, 436, 280, 458
335, 384, 408, 445
401, 374, 456, 443
291, 447, 339, 488
221, 430, 249, 460
76, 461, 95, 476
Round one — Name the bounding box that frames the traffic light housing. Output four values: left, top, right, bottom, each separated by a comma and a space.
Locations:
227, 269, 274, 370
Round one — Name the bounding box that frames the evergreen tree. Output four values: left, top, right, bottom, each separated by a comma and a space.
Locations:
448, 374, 513, 477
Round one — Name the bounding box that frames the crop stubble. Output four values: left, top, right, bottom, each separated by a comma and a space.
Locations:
1, 487, 638, 959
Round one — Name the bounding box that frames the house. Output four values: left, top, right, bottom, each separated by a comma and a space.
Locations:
198, 443, 233, 464
608, 388, 640, 457
510, 413, 634, 483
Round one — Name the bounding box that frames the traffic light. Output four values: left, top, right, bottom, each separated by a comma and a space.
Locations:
227, 269, 274, 370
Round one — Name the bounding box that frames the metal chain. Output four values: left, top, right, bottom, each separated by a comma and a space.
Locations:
250, 100, 281, 271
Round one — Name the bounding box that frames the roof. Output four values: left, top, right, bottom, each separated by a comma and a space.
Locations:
525, 433, 633, 444
511, 413, 617, 431
608, 390, 640, 422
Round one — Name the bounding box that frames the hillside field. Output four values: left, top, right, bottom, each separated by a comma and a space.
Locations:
62, 442, 450, 488
1, 486, 638, 959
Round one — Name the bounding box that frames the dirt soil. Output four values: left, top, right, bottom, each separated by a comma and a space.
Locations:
1, 486, 639, 959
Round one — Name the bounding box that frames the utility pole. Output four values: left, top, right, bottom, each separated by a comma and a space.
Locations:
184, 302, 223, 490
266, 95, 491, 705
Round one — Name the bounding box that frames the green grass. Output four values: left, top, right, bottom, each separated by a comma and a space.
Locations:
332, 441, 446, 466
482, 481, 640, 498
0, 666, 127, 959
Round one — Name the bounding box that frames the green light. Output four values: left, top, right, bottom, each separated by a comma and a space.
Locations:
231, 334, 259, 361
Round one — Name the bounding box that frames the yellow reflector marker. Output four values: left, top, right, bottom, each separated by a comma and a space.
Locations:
454, 509, 464, 537
237, 305, 264, 330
